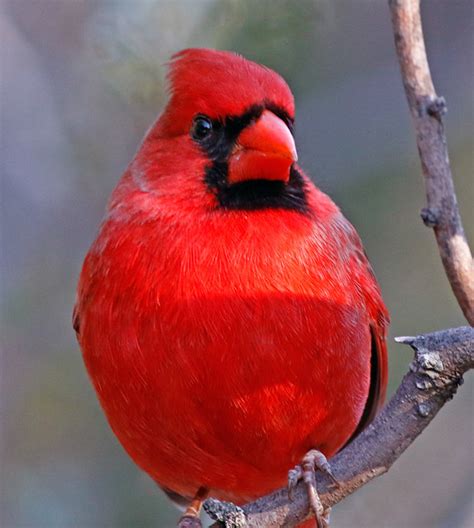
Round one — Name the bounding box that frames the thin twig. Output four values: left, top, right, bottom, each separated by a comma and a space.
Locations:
206, 327, 474, 527
389, 0, 474, 324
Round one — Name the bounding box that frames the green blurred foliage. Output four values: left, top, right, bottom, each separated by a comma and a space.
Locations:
197, 0, 327, 94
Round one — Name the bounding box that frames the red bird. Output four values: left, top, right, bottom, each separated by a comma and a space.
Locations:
74, 49, 389, 527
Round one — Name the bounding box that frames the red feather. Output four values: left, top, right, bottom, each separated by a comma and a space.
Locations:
75, 48, 389, 509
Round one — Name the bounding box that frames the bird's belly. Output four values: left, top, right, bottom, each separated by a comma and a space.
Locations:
83, 292, 371, 502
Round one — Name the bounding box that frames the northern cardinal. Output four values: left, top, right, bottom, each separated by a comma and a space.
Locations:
74, 48, 389, 527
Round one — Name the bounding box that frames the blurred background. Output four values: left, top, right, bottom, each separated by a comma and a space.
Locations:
1, 1, 473, 527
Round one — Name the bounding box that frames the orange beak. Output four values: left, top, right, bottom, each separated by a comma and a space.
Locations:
228, 110, 297, 184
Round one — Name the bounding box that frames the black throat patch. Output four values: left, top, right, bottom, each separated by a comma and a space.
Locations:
194, 104, 309, 213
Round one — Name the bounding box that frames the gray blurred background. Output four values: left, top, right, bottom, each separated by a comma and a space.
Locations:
1, 1, 473, 527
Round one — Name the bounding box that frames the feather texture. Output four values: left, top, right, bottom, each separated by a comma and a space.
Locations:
74, 48, 389, 506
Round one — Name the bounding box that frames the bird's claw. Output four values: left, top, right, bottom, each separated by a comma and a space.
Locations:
287, 466, 303, 501
287, 449, 339, 528
307, 450, 340, 488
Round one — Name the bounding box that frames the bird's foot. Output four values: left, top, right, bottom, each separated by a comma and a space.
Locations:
177, 516, 202, 528
203, 497, 246, 528
288, 449, 340, 528
177, 487, 208, 528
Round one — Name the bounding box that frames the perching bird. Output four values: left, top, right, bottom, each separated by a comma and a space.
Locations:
74, 48, 389, 527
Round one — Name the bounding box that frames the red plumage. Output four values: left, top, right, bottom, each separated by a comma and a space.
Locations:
74, 48, 388, 517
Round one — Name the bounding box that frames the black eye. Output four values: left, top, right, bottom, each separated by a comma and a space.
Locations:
192, 116, 213, 140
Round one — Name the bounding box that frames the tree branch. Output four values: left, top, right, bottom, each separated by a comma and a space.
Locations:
389, 0, 474, 324
206, 327, 474, 527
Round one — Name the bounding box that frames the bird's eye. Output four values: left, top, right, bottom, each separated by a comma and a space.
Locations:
192, 116, 213, 140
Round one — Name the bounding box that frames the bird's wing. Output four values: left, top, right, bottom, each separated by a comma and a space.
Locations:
341, 219, 390, 445
345, 321, 388, 445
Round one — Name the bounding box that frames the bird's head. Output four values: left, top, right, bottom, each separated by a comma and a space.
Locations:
132, 49, 306, 212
